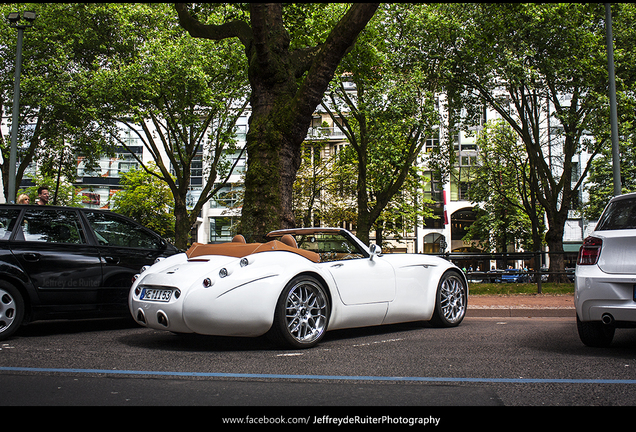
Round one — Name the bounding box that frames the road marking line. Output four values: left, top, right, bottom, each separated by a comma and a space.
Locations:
1, 366, 636, 385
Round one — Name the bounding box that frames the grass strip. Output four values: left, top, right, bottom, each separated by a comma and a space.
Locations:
468, 282, 574, 296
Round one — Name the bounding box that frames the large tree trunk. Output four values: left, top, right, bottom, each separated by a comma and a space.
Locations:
176, 3, 379, 241
241, 99, 306, 239
173, 199, 191, 250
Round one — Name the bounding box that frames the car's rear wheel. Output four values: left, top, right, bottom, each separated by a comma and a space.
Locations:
268, 275, 330, 349
576, 315, 615, 347
430, 270, 467, 327
0, 281, 25, 341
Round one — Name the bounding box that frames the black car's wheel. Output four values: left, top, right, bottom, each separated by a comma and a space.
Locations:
0, 281, 25, 341
268, 275, 330, 349
429, 270, 467, 327
576, 315, 615, 347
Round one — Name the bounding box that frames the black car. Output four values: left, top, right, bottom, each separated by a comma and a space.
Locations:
0, 204, 179, 340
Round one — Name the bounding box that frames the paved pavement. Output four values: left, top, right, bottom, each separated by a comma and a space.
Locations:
468, 294, 575, 317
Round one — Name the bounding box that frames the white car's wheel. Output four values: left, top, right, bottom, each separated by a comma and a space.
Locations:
430, 270, 467, 327
0, 281, 25, 341
268, 275, 330, 349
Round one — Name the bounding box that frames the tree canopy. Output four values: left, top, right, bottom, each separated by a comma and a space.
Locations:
0, 3, 139, 200
437, 3, 633, 278
91, 3, 250, 248
322, 3, 451, 244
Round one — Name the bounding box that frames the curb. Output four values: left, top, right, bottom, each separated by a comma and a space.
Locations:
467, 307, 575, 318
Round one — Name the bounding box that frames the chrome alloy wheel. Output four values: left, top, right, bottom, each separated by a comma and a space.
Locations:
0, 284, 23, 339
284, 279, 329, 344
439, 272, 467, 324
0, 288, 17, 332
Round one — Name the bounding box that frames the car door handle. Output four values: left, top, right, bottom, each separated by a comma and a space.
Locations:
104, 256, 121, 264
22, 253, 40, 262
330, 263, 344, 268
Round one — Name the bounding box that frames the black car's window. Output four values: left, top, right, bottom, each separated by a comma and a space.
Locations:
21, 209, 87, 244
294, 233, 365, 262
596, 198, 636, 231
0, 209, 21, 240
85, 211, 162, 250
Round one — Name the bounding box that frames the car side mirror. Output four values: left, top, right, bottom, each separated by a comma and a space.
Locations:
369, 243, 382, 260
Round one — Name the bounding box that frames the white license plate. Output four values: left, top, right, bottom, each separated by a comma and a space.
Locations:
141, 288, 172, 302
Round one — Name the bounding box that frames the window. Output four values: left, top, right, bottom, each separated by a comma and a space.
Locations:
21, 209, 87, 244
460, 155, 477, 166
422, 233, 446, 254
223, 149, 246, 175
118, 161, 138, 174
210, 184, 239, 209
190, 153, 203, 186
210, 217, 237, 243
85, 211, 162, 249
596, 198, 636, 231
425, 136, 439, 152
423, 202, 444, 229
0, 209, 21, 240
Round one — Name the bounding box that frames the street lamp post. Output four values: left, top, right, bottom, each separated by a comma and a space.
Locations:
605, 4, 622, 197
6, 11, 36, 203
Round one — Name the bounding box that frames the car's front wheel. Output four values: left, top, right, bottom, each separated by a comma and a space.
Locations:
430, 270, 467, 327
576, 315, 615, 347
268, 275, 330, 349
0, 281, 25, 341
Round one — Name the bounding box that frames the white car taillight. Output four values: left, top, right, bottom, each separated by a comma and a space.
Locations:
577, 236, 602, 265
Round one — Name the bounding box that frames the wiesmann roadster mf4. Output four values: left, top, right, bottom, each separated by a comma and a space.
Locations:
129, 228, 468, 348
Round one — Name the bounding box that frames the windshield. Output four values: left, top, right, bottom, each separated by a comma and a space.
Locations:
273, 232, 366, 262
596, 198, 636, 231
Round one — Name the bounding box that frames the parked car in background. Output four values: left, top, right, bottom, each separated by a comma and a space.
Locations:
0, 205, 179, 340
575, 192, 636, 347
501, 269, 530, 283
129, 227, 469, 349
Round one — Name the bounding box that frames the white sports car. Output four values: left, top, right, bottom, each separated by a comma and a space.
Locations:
129, 228, 468, 348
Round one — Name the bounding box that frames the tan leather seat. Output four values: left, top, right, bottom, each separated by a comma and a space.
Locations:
280, 234, 297, 248
232, 234, 246, 243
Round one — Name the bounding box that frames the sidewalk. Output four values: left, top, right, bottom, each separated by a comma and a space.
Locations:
467, 294, 575, 317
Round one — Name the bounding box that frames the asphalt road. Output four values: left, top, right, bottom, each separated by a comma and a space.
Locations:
1, 315, 635, 426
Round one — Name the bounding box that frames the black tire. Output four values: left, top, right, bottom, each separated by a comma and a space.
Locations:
0, 281, 25, 341
429, 270, 467, 327
268, 275, 330, 349
576, 315, 615, 347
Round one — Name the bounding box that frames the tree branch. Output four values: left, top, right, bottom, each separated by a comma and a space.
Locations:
174, 3, 253, 47
293, 4, 379, 120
